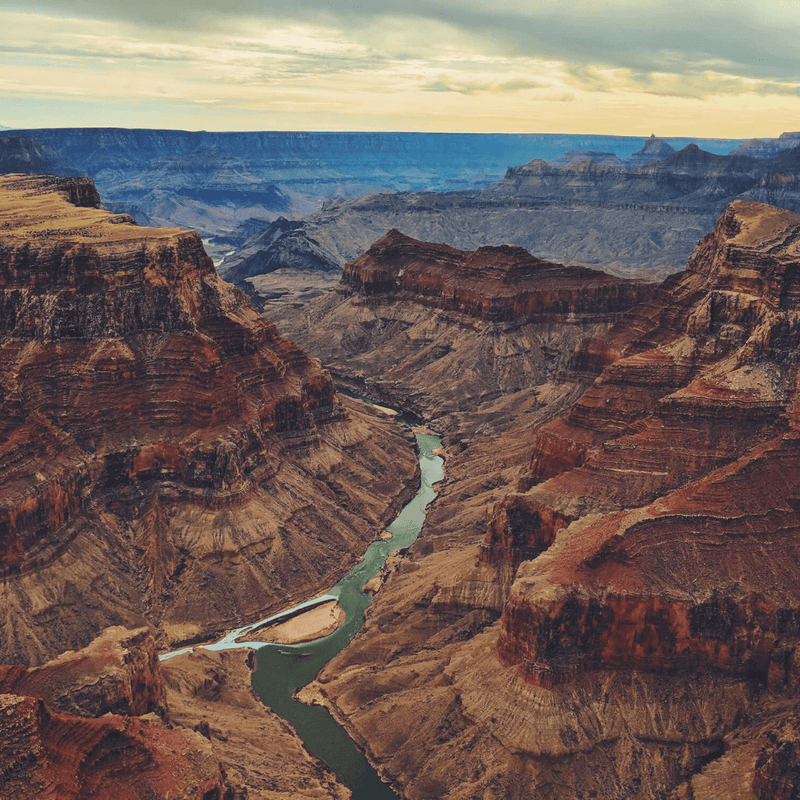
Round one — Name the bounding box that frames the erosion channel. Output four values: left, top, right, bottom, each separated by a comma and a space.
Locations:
250, 425, 443, 799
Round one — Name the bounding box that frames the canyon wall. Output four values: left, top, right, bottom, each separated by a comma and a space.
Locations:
0, 626, 349, 799
269, 229, 654, 444
299, 200, 800, 799
228, 141, 800, 289
0, 175, 418, 666
0, 173, 425, 796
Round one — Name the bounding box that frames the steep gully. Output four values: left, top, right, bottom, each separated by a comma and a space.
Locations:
162, 423, 444, 799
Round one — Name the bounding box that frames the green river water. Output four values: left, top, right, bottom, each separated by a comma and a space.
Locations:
249, 431, 444, 799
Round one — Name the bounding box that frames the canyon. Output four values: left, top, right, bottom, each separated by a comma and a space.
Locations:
271, 199, 800, 799
5, 152, 800, 799
0, 129, 745, 267
226, 136, 800, 291
0, 174, 420, 796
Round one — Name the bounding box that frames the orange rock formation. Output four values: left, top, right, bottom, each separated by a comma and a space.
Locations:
0, 175, 418, 665
304, 201, 800, 799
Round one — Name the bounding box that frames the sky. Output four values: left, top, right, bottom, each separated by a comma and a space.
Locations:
2, 0, 800, 136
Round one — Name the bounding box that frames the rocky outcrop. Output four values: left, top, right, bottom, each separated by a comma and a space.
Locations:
0, 174, 419, 665
492, 200, 800, 686
0, 626, 241, 800
269, 231, 654, 440
0, 627, 166, 719
298, 200, 800, 799
0, 692, 237, 800
624, 133, 676, 168
342, 229, 653, 321
0, 625, 352, 798
732, 131, 800, 158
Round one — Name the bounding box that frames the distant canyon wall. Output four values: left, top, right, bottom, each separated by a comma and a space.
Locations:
228, 140, 800, 283
0, 129, 746, 264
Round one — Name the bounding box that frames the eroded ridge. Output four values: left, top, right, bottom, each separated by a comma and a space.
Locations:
310, 201, 800, 800
0, 174, 418, 665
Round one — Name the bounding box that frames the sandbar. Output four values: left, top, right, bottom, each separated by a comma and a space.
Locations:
237, 600, 345, 645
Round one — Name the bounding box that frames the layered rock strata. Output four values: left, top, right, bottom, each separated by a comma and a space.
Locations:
303, 201, 800, 799
0, 174, 418, 665
0, 626, 237, 800
269, 230, 654, 441
227, 139, 800, 290
0, 625, 349, 799
493, 199, 800, 686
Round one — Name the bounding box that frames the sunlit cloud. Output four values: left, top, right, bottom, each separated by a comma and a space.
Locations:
1, 2, 800, 133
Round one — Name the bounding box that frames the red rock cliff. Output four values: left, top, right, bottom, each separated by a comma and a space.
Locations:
341, 228, 654, 322
489, 201, 800, 692
0, 625, 239, 799
0, 174, 418, 664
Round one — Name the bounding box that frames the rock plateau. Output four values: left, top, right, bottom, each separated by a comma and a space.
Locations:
269, 229, 655, 443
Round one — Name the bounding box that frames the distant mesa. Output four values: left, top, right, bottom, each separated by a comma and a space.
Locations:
550, 150, 626, 169
731, 130, 800, 158
624, 133, 676, 167
545, 135, 677, 170
341, 227, 654, 322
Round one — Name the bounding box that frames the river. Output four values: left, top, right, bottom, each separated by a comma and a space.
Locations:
161, 428, 444, 797
250, 430, 443, 798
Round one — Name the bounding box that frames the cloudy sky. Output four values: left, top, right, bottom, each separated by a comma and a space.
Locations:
2, 0, 800, 135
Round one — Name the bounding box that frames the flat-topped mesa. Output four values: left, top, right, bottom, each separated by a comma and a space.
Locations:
487, 200, 800, 690
341, 228, 654, 322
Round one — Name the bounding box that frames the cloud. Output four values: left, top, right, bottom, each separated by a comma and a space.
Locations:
12, 0, 800, 86
3, 1, 800, 133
